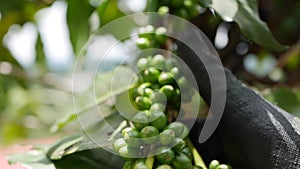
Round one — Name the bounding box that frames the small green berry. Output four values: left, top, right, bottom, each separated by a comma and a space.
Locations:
209, 160, 220, 169
159, 129, 176, 145
143, 88, 154, 97
166, 122, 189, 138
158, 6, 169, 15
113, 138, 127, 153
150, 111, 168, 132
177, 76, 189, 90
119, 145, 138, 158
170, 67, 180, 78
159, 85, 174, 100
140, 126, 159, 144
172, 138, 186, 152
216, 164, 230, 169
155, 147, 175, 164
155, 27, 168, 45
181, 147, 192, 160
137, 58, 149, 71
158, 72, 175, 85
124, 129, 142, 148
122, 127, 133, 136
150, 103, 165, 112
156, 164, 172, 169
137, 83, 152, 96
149, 90, 167, 104
142, 67, 160, 83
132, 112, 149, 131
136, 38, 151, 49
123, 160, 135, 169
135, 96, 152, 110
151, 54, 165, 70
171, 152, 192, 169
138, 25, 155, 38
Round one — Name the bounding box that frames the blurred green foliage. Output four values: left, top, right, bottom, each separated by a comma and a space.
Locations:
0, 0, 299, 147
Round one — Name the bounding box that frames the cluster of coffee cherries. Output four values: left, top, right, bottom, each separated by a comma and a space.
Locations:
136, 25, 168, 49
113, 55, 201, 169
208, 160, 231, 169
157, 0, 200, 19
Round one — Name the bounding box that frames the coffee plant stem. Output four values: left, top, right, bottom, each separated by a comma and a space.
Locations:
186, 138, 207, 169
146, 156, 155, 169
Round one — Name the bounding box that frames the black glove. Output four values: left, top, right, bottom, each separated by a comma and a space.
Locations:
177, 41, 300, 169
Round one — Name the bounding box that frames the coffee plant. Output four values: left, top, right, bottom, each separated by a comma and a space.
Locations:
4, 0, 298, 169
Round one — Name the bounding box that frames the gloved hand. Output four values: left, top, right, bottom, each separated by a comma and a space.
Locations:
177, 41, 300, 169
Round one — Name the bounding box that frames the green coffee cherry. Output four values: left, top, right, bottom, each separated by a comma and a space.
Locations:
150, 103, 165, 112
135, 96, 152, 110
155, 27, 168, 45
158, 6, 169, 15
143, 67, 160, 83
123, 160, 135, 169
156, 164, 172, 169
134, 158, 148, 169
151, 54, 165, 70
171, 152, 192, 169
166, 122, 189, 138
143, 88, 154, 97
137, 58, 149, 71
216, 164, 230, 169
119, 145, 138, 158
136, 38, 151, 49
172, 138, 186, 152
155, 147, 175, 164
177, 76, 189, 90
209, 160, 220, 169
140, 126, 159, 144
150, 90, 167, 104
158, 72, 175, 85
138, 25, 155, 38
150, 111, 168, 132
124, 129, 142, 148
160, 85, 174, 100
159, 129, 176, 145
122, 127, 133, 136
137, 83, 152, 96
133, 112, 149, 131
171, 89, 181, 109
170, 67, 180, 79
181, 147, 192, 160
113, 138, 127, 153
183, 0, 199, 18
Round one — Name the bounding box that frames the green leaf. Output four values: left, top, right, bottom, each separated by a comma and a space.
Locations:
199, 0, 288, 51
263, 87, 300, 118
47, 135, 84, 160
66, 0, 94, 56
35, 32, 48, 72
48, 113, 126, 160
7, 146, 56, 169
96, 0, 124, 27
53, 149, 124, 169
7, 144, 124, 169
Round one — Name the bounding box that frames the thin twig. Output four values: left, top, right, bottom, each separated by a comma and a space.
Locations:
277, 38, 300, 68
